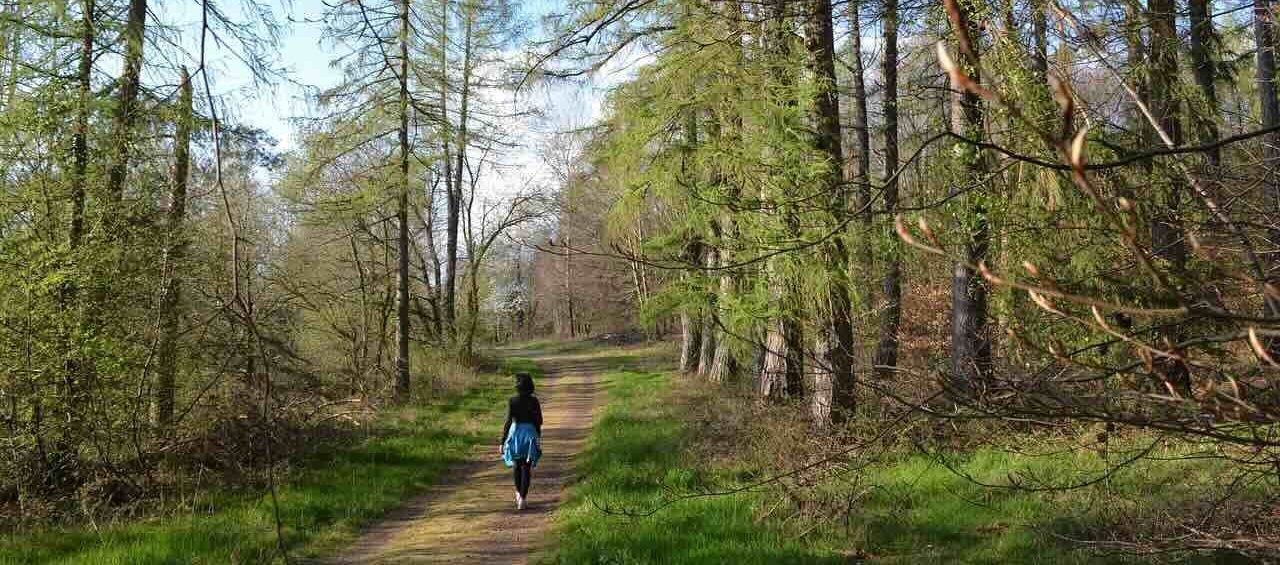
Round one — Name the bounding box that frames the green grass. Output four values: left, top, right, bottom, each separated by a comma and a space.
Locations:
0, 358, 541, 565
546, 369, 1259, 564
545, 370, 851, 564
503, 338, 611, 356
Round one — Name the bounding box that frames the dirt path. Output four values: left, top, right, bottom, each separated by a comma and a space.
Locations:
318, 349, 603, 565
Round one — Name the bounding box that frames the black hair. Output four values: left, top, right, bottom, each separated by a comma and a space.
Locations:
515, 372, 535, 395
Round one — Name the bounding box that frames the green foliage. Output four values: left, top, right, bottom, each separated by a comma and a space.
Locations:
549, 369, 1265, 564
0, 362, 523, 564
546, 370, 847, 564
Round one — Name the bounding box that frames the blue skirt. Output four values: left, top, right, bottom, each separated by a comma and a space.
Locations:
503, 422, 542, 467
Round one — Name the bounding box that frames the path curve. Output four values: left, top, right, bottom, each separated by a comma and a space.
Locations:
320, 349, 602, 564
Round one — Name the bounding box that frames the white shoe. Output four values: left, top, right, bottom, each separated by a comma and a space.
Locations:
516, 493, 524, 510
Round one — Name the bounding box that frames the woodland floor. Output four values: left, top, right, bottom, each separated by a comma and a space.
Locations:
9, 341, 1259, 563
314, 342, 614, 565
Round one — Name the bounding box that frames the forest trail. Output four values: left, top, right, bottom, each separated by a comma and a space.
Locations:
319, 345, 604, 564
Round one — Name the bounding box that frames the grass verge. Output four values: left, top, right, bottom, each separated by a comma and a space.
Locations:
546, 368, 1259, 564
0, 358, 540, 565
545, 369, 849, 564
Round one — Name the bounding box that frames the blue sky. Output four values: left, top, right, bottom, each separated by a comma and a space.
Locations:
177, 0, 633, 197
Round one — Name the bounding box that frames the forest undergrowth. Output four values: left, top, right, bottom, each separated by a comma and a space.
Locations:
549, 356, 1273, 564
0, 355, 533, 565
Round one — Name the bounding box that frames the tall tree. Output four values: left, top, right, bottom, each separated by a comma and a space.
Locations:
1148, 0, 1184, 271
1032, 0, 1047, 81
677, 74, 703, 372
707, 1, 746, 384
803, 0, 855, 422
1257, 0, 1280, 325
105, 0, 147, 203
848, 0, 871, 250
70, 0, 94, 249
697, 244, 717, 375
759, 0, 803, 401
155, 68, 193, 427
437, 0, 459, 335
873, 0, 901, 380
946, 0, 991, 391
395, 0, 413, 402
1189, 0, 1219, 169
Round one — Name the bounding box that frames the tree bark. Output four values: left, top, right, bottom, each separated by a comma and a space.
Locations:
759, 0, 803, 402
439, 0, 459, 337
70, 0, 94, 249
707, 245, 738, 383
0, 1, 20, 110
759, 318, 790, 399
57, 0, 95, 444
1189, 0, 1219, 169
455, 0, 480, 358
394, 0, 412, 403
708, 25, 742, 383
697, 242, 718, 376
679, 237, 703, 373
1257, 0, 1280, 328
873, 0, 902, 381
802, 0, 854, 423
105, 0, 146, 203
1032, 0, 1048, 81
419, 180, 445, 338
562, 237, 576, 337
849, 0, 870, 234
1148, 0, 1185, 271
948, 0, 992, 392
450, 1, 476, 346
154, 67, 193, 428
1187, 0, 1218, 167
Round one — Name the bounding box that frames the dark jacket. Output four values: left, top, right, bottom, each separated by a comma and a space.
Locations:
501, 394, 543, 444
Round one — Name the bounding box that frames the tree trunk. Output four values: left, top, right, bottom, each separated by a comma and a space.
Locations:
464, 264, 481, 361
439, 0, 458, 337
680, 311, 702, 373
154, 67, 192, 428
105, 0, 146, 203
1032, 0, 1048, 81
563, 238, 576, 337
849, 0, 871, 239
1189, 0, 1219, 169
680, 237, 703, 373
57, 0, 95, 444
394, 0, 412, 403
450, 2, 476, 343
678, 99, 704, 372
70, 0, 93, 249
421, 180, 445, 338
0, 1, 20, 110
697, 242, 717, 376
802, 0, 854, 422
759, 318, 790, 399
1257, 0, 1280, 328
784, 317, 804, 397
874, 0, 902, 381
351, 233, 371, 393
948, 0, 992, 392
759, 0, 803, 402
707, 249, 738, 382
707, 29, 743, 382
1148, 0, 1185, 271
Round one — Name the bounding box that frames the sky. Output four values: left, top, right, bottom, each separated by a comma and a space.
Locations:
182, 0, 636, 199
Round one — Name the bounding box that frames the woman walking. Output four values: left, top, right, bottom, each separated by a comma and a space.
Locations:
500, 372, 542, 510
